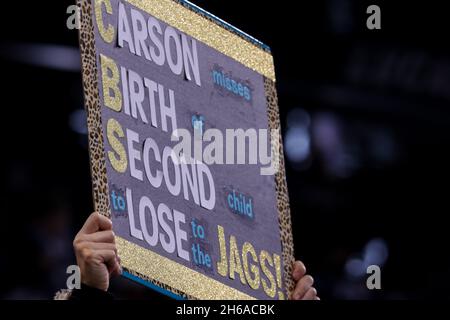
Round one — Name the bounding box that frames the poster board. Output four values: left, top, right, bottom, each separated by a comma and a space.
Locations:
78, 0, 295, 299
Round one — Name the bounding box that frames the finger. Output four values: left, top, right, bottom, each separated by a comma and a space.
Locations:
292, 275, 314, 300
303, 287, 318, 300
292, 260, 307, 281
79, 242, 117, 254
96, 249, 118, 273
80, 212, 112, 235
110, 257, 122, 277
79, 230, 115, 244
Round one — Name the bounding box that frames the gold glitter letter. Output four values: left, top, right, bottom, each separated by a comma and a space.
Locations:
260, 250, 276, 298
229, 235, 246, 285
107, 118, 128, 173
242, 242, 260, 290
273, 254, 285, 300
101, 54, 122, 112
95, 0, 115, 43
216, 225, 228, 277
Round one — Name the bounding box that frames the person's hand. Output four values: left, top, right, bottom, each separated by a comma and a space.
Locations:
290, 260, 319, 300
73, 212, 121, 291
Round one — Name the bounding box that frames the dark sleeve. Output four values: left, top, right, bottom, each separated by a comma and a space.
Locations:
69, 283, 115, 301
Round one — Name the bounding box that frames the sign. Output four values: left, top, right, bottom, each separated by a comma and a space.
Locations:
78, 0, 295, 299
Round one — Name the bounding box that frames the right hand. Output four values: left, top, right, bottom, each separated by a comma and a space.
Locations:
73, 212, 121, 291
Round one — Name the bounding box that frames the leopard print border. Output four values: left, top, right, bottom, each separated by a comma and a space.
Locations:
264, 77, 296, 298
78, 0, 111, 218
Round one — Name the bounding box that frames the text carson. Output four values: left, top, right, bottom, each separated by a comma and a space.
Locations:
95, 0, 201, 86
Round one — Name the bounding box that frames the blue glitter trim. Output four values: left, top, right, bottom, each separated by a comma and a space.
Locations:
175, 0, 271, 52
122, 271, 185, 300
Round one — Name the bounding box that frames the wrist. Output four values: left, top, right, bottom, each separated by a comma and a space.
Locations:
69, 283, 114, 300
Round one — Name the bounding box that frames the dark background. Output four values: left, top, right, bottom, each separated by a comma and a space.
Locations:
1, 0, 449, 299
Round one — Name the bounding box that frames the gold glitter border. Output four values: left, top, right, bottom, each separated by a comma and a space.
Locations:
125, 0, 275, 81
117, 237, 256, 300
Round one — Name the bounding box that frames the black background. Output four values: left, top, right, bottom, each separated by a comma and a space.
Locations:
1, 0, 449, 300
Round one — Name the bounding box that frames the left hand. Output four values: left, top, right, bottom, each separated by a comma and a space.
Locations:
290, 260, 320, 300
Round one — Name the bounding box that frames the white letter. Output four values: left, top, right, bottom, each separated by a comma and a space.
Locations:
173, 209, 190, 261
118, 2, 136, 54
157, 203, 175, 254
121, 67, 131, 116
197, 161, 216, 210
180, 157, 200, 205
126, 188, 143, 240
148, 17, 165, 66
144, 78, 159, 128
126, 129, 143, 181
181, 34, 201, 86
130, 8, 151, 60
143, 137, 163, 188
139, 196, 159, 247
164, 26, 183, 75
159, 84, 178, 135
128, 70, 148, 124
162, 147, 181, 196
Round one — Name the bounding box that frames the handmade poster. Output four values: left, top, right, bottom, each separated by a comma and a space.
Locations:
78, 0, 295, 299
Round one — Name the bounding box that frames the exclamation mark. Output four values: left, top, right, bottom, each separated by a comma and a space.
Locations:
274, 254, 284, 300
